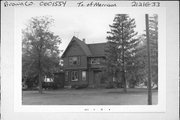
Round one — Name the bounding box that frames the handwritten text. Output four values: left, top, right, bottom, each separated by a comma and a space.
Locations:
4, 1, 34, 7
77, 2, 117, 7
39, 1, 66, 7
131, 1, 160, 7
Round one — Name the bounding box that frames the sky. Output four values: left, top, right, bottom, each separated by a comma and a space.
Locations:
15, 7, 146, 55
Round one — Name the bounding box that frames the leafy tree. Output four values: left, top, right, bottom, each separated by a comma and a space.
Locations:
106, 14, 138, 92
135, 14, 158, 88
22, 16, 61, 93
149, 14, 158, 87
132, 35, 149, 86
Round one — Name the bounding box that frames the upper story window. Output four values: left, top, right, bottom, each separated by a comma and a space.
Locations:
69, 56, 80, 66
90, 58, 100, 64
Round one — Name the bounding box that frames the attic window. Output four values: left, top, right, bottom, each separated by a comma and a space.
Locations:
69, 56, 80, 66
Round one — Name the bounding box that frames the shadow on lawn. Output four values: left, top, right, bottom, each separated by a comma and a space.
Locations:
22, 88, 158, 96
107, 88, 158, 94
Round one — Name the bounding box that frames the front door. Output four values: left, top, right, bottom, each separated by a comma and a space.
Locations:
94, 71, 101, 87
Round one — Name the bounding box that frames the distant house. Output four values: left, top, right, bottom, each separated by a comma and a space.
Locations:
61, 36, 107, 88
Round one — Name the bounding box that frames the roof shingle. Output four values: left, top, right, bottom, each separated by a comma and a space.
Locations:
61, 36, 107, 58
73, 36, 92, 56
87, 43, 107, 56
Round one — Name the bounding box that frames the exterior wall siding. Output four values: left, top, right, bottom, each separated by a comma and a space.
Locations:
65, 41, 85, 56
62, 38, 106, 88
63, 58, 68, 68
80, 56, 87, 68
63, 56, 87, 69
88, 70, 94, 87
64, 69, 88, 87
63, 41, 88, 69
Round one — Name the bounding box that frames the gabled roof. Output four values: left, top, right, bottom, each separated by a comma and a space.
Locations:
61, 36, 92, 58
87, 43, 107, 57
61, 36, 107, 58
74, 37, 92, 56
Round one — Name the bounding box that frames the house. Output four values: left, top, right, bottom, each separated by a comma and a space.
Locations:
61, 36, 107, 88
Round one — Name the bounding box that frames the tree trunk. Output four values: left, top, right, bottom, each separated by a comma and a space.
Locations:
122, 70, 126, 92
155, 18, 158, 88
122, 22, 127, 93
38, 51, 43, 94
38, 72, 43, 94
146, 14, 152, 105
121, 47, 126, 92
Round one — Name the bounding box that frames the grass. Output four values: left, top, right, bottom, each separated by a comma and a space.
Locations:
22, 88, 158, 105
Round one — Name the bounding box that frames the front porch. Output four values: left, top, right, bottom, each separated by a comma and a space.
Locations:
64, 68, 107, 88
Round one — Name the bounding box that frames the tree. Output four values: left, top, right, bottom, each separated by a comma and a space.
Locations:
146, 14, 152, 105
149, 14, 158, 88
135, 14, 158, 88
132, 35, 149, 85
22, 16, 61, 93
106, 14, 138, 92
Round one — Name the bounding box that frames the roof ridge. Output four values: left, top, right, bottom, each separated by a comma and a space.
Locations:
87, 42, 107, 45
62, 36, 106, 58
72, 36, 82, 42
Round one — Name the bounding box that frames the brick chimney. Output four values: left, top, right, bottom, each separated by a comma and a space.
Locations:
82, 38, 86, 43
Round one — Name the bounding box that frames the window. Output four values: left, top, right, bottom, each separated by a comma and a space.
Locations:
90, 58, 100, 64
69, 56, 80, 66
82, 71, 86, 81
65, 71, 69, 81
44, 76, 54, 82
71, 71, 78, 81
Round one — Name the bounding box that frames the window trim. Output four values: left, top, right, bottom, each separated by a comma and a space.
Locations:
71, 71, 78, 81
68, 56, 80, 66
82, 71, 86, 81
65, 71, 69, 81
90, 58, 100, 64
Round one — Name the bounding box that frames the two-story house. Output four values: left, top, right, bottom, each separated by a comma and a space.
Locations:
61, 36, 107, 88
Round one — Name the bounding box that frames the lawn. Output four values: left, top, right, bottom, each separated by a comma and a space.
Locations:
22, 88, 158, 105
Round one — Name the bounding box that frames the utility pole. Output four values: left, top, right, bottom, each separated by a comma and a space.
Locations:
146, 14, 152, 105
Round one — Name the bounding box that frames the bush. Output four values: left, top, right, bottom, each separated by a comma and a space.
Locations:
42, 82, 58, 90
72, 84, 88, 89
105, 80, 114, 89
